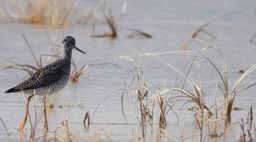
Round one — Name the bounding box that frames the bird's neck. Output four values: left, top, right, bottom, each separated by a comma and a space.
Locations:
62, 47, 72, 62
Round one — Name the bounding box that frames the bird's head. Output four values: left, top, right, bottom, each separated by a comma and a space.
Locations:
62, 36, 85, 54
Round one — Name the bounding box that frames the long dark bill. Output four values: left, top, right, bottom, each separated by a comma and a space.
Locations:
75, 46, 86, 54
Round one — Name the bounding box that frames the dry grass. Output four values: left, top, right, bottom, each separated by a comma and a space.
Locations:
171, 84, 211, 142
176, 45, 256, 122
206, 118, 225, 137
1, 34, 44, 76
236, 108, 256, 142
155, 91, 170, 130
171, 85, 212, 118
5, 0, 76, 28
91, 1, 119, 38
179, 46, 256, 139
125, 28, 152, 39
70, 63, 88, 83
117, 56, 179, 141
182, 12, 236, 50
132, 45, 256, 141
222, 64, 256, 121
119, 57, 152, 140
54, 117, 79, 141
90, 1, 152, 39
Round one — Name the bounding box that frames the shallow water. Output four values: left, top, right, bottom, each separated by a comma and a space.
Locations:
1, 0, 256, 141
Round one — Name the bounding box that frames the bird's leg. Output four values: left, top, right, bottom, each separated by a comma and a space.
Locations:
43, 96, 48, 131
19, 94, 34, 131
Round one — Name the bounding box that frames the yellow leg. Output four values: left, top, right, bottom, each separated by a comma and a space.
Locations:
43, 96, 48, 131
19, 95, 34, 131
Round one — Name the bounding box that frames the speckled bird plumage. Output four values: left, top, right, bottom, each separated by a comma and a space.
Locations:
5, 36, 85, 95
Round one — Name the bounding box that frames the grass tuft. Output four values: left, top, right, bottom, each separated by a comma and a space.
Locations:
91, 1, 119, 38
182, 12, 236, 50
70, 63, 88, 83
55, 117, 79, 141
6, 0, 76, 28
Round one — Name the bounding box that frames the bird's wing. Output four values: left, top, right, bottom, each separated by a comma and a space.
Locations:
8, 61, 69, 92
